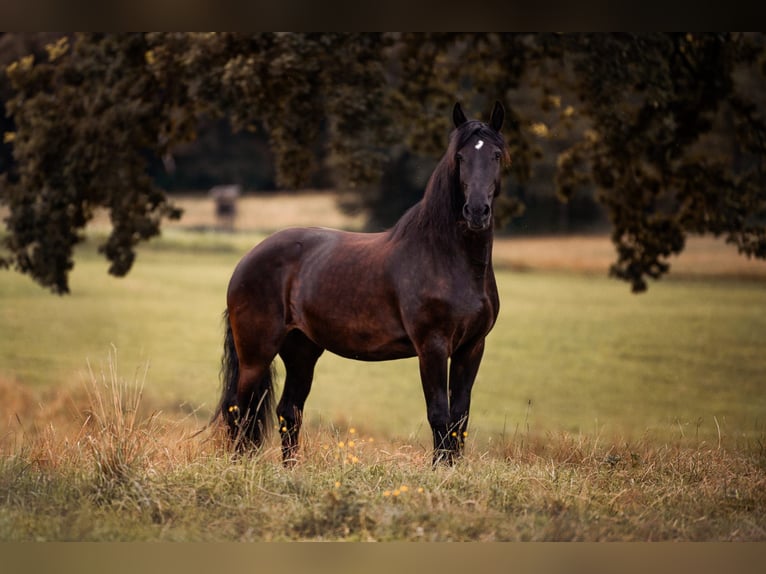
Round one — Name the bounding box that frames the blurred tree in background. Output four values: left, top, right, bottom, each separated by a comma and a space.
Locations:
1, 33, 765, 293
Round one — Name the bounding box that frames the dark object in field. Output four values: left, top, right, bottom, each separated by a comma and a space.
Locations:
216, 102, 507, 465
210, 184, 240, 230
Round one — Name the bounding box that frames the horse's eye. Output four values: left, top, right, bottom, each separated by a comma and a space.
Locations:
494, 151, 502, 161
456, 153, 464, 163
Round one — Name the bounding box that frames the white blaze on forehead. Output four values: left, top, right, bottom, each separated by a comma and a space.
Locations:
475, 139, 484, 150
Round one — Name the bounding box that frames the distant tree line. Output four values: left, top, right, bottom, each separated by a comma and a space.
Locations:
1, 33, 765, 294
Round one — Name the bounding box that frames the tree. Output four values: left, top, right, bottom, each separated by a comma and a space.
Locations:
1, 34, 184, 293
549, 33, 766, 290
1, 33, 393, 293
2, 33, 765, 294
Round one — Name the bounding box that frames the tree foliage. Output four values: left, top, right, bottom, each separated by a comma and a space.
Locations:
549, 33, 766, 290
2, 33, 765, 293
2, 34, 184, 293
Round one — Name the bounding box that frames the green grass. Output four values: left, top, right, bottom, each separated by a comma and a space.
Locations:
1, 229, 765, 541
0, 230, 250, 408
2, 229, 764, 445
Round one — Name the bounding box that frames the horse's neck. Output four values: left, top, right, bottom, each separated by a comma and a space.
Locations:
390, 175, 495, 275
461, 229, 494, 273
407, 184, 495, 273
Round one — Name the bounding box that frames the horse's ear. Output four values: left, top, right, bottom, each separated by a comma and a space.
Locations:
489, 100, 505, 132
453, 102, 468, 128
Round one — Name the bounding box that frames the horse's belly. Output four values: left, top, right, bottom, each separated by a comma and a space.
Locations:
325, 337, 417, 362
297, 304, 416, 361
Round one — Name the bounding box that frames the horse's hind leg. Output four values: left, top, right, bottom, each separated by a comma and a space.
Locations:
277, 330, 324, 465
227, 307, 286, 451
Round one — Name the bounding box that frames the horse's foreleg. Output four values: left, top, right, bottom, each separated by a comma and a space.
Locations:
448, 340, 486, 458
417, 340, 456, 465
277, 330, 324, 466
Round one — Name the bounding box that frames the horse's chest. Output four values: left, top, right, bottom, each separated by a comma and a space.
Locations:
409, 279, 497, 343
449, 289, 495, 330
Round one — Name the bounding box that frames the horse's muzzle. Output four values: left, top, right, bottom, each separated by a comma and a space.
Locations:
463, 203, 491, 231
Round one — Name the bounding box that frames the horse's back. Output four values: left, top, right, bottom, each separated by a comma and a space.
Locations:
228, 227, 345, 291
227, 226, 413, 360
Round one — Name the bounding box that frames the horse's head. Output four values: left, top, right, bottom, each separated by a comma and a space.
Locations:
452, 101, 506, 232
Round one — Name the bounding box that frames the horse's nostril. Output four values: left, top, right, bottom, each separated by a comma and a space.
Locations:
463, 203, 490, 222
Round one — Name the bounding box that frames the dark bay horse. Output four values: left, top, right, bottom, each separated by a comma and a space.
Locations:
217, 101, 507, 464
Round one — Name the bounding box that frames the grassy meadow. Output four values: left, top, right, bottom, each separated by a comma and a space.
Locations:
1, 193, 766, 540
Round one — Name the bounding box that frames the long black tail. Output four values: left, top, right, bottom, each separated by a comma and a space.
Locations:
216, 309, 276, 448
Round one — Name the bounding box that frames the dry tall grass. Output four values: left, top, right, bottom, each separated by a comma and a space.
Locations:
1, 357, 764, 541
492, 234, 766, 280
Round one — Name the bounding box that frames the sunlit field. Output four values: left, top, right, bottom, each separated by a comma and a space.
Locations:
2, 227, 765, 445
1, 194, 765, 540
